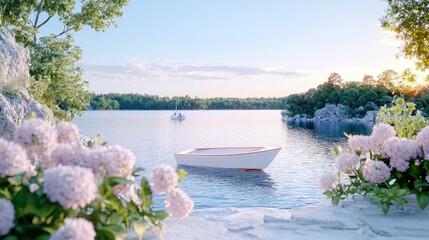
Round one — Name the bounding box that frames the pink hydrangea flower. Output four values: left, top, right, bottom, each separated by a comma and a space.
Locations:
370, 123, 396, 154
0, 138, 32, 177
335, 152, 360, 172
319, 172, 337, 190
51, 144, 80, 167
362, 159, 391, 184
43, 165, 97, 209
383, 137, 421, 172
348, 135, 372, 154
55, 121, 80, 144
0, 199, 15, 236
165, 189, 194, 219
416, 126, 429, 160
14, 118, 56, 164
81, 145, 136, 195
151, 164, 178, 195
50, 218, 95, 240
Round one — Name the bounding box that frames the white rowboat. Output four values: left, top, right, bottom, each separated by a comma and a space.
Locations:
174, 147, 281, 169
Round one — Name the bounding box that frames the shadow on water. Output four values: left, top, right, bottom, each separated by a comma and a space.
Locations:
285, 121, 373, 138
179, 165, 276, 190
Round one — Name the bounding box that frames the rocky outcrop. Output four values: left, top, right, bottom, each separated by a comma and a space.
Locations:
0, 28, 54, 139
0, 28, 30, 93
314, 104, 350, 122
282, 104, 379, 124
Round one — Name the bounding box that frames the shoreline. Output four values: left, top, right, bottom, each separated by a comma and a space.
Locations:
128, 196, 429, 240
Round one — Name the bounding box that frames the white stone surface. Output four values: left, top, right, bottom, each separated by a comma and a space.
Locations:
127, 197, 429, 240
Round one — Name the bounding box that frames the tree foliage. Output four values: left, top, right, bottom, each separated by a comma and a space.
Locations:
284, 71, 429, 118
381, 0, 429, 70
0, 0, 129, 120
90, 94, 286, 110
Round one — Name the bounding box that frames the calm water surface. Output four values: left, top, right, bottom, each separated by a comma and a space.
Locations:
73, 110, 372, 209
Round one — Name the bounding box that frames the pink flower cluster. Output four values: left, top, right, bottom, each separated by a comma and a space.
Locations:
50, 218, 95, 240
151, 164, 178, 194
0, 138, 31, 177
362, 159, 390, 184
0, 199, 15, 236
383, 137, 421, 172
348, 135, 372, 154
55, 121, 80, 145
14, 119, 56, 163
370, 123, 396, 154
43, 165, 97, 209
50, 144, 80, 167
80, 145, 136, 195
335, 152, 359, 172
165, 189, 194, 219
416, 126, 429, 160
319, 172, 337, 190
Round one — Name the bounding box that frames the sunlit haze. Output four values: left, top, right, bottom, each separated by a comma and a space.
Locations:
48, 0, 423, 97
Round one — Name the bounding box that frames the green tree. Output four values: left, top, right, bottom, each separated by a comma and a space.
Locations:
362, 74, 376, 86
377, 69, 398, 90
381, 0, 429, 70
0, 0, 129, 120
327, 72, 343, 87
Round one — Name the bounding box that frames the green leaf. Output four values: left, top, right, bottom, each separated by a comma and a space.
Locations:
132, 219, 147, 240
140, 178, 153, 210
381, 202, 390, 214
109, 213, 124, 225
100, 224, 127, 240
132, 167, 145, 176
416, 193, 429, 210
153, 210, 168, 220
108, 177, 134, 187
176, 169, 188, 183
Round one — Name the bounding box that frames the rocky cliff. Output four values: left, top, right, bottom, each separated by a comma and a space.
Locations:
0, 28, 54, 139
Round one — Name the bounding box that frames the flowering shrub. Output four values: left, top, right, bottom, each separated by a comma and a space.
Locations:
320, 101, 429, 213
0, 118, 193, 239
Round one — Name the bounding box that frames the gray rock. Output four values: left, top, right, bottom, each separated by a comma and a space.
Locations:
0, 28, 30, 93
0, 28, 54, 139
366, 102, 380, 111
314, 104, 350, 122
359, 110, 378, 122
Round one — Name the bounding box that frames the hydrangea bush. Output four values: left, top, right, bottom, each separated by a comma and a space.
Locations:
0, 118, 193, 239
320, 99, 429, 214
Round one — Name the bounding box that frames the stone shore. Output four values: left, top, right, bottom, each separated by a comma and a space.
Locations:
127, 197, 429, 240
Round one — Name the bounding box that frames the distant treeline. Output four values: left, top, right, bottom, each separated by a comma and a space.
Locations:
284, 71, 429, 118
90, 93, 286, 110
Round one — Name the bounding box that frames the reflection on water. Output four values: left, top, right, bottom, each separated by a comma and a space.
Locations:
180, 166, 275, 189
286, 121, 373, 138
74, 110, 375, 209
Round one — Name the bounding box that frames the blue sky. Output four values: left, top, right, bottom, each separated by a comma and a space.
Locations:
49, 0, 419, 97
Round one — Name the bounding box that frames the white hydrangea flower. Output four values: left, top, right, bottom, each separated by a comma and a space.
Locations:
151, 164, 178, 195
51, 144, 80, 167
370, 123, 396, 154
335, 152, 360, 172
14, 118, 56, 164
416, 126, 429, 160
0, 198, 15, 236
319, 172, 337, 190
50, 218, 95, 240
362, 159, 391, 184
0, 138, 32, 177
165, 189, 194, 219
348, 135, 372, 154
383, 137, 421, 172
43, 165, 97, 209
81, 145, 136, 195
55, 121, 80, 145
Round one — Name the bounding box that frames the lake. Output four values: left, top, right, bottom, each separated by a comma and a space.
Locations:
73, 110, 372, 209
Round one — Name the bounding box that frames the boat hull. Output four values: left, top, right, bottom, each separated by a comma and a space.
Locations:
174, 147, 281, 169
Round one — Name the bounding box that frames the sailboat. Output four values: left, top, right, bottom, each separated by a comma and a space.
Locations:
171, 100, 186, 121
